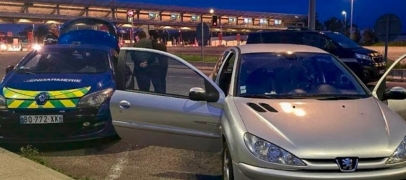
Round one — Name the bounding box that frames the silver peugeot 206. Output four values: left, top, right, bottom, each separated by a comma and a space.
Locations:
109, 44, 406, 180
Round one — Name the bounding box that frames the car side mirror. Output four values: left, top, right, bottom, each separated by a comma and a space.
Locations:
383, 87, 406, 100
5, 65, 14, 74
189, 87, 208, 101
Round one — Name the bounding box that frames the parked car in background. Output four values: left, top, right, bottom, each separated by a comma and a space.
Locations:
246, 30, 386, 83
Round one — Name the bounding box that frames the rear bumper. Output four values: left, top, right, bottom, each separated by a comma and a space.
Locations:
0, 106, 116, 143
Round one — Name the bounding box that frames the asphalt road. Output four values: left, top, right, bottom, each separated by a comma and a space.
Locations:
0, 51, 222, 180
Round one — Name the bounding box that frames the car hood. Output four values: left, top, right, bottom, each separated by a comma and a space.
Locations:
351, 47, 380, 55
0, 72, 114, 95
233, 97, 406, 159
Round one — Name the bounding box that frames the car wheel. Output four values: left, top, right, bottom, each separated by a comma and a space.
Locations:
222, 142, 234, 180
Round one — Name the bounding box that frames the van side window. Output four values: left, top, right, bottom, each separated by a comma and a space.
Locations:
303, 33, 332, 50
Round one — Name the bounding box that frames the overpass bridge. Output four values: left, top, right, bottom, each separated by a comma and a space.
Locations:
0, 0, 306, 32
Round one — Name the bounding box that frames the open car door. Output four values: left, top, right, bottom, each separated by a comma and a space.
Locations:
58, 17, 119, 52
110, 47, 226, 152
373, 54, 406, 118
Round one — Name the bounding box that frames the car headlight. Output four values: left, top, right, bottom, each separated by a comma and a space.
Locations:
355, 53, 372, 61
77, 88, 113, 108
386, 136, 406, 164
33, 44, 42, 51
0, 44, 7, 50
0, 95, 6, 109
243, 133, 306, 166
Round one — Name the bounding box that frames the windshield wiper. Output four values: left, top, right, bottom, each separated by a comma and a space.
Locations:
240, 94, 307, 99
16, 69, 36, 75
314, 95, 366, 100
240, 94, 275, 99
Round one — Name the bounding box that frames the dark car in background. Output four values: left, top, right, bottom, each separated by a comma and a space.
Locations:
246, 30, 386, 83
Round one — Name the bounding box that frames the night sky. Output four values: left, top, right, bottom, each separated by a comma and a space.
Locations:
0, 0, 405, 33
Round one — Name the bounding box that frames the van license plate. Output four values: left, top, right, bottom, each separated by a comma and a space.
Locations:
20, 115, 63, 124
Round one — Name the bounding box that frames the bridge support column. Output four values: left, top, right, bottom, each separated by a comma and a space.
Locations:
85, 7, 89, 17
111, 8, 116, 19
136, 10, 140, 20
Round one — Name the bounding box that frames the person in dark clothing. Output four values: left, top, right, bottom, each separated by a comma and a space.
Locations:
132, 31, 163, 93
43, 23, 59, 45
149, 30, 168, 93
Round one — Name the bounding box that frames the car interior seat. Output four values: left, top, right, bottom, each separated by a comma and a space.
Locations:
245, 67, 272, 95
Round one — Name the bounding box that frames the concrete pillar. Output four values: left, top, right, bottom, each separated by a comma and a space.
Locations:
111, 8, 116, 19
308, 0, 316, 30
56, 4, 60, 15
136, 10, 140, 20
85, 7, 89, 17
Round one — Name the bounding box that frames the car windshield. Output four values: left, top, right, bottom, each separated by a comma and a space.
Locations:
322, 32, 361, 49
237, 52, 369, 99
16, 48, 109, 74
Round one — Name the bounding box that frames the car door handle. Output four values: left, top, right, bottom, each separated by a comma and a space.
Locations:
119, 100, 131, 109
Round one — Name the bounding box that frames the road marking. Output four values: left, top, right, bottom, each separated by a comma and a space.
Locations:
104, 144, 132, 180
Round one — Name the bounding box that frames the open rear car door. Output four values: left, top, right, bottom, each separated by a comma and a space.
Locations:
58, 17, 119, 52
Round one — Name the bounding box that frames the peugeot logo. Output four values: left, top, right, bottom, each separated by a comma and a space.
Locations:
336, 157, 358, 172
35, 92, 49, 105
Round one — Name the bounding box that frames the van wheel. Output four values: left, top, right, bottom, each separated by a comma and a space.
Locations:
222, 142, 234, 180
362, 70, 371, 82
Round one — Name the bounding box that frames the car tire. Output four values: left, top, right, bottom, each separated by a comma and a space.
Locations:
222, 142, 234, 180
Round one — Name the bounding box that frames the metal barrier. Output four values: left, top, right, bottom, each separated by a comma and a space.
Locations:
387, 69, 406, 82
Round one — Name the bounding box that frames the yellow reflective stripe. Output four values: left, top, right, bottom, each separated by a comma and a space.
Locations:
4, 91, 31, 99
48, 91, 69, 99
72, 91, 84, 97
8, 100, 24, 108
59, 100, 76, 108
3, 86, 91, 100
7, 88, 38, 96
27, 101, 38, 108
42, 101, 55, 108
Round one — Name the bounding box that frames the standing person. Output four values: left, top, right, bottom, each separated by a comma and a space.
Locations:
132, 31, 163, 93
43, 23, 59, 45
149, 30, 168, 93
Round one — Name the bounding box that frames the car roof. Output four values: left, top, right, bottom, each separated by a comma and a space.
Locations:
235, 44, 329, 54
41, 44, 113, 52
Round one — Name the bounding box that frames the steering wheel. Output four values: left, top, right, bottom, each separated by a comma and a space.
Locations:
310, 84, 341, 94
335, 74, 351, 87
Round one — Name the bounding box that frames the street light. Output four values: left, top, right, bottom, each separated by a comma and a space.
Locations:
350, 0, 354, 39
342, 11, 347, 32
201, 8, 214, 61
209, 9, 214, 47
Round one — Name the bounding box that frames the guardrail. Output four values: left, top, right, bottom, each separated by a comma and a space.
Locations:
387, 69, 406, 82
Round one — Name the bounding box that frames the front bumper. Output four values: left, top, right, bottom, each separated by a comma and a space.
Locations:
235, 162, 406, 180
362, 63, 386, 81
0, 107, 116, 143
